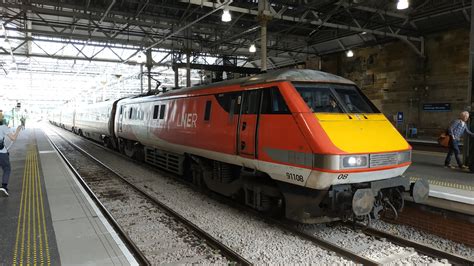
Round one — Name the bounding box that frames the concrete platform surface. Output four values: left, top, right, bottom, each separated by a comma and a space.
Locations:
406, 150, 473, 214
0, 127, 137, 265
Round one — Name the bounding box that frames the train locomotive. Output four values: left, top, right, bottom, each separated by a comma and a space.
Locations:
50, 69, 429, 223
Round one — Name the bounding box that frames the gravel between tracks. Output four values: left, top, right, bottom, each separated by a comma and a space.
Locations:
58, 130, 353, 264
370, 220, 474, 260
52, 134, 229, 264
298, 223, 449, 264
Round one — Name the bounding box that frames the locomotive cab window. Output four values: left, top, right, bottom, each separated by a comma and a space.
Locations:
293, 83, 379, 114
215, 92, 241, 114
261, 87, 290, 114
242, 90, 261, 114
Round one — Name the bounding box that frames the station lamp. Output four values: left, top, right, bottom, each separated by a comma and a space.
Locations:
222, 9, 231, 22
249, 44, 256, 53
397, 0, 409, 10
136, 52, 146, 64
2, 38, 11, 50
346, 50, 354, 58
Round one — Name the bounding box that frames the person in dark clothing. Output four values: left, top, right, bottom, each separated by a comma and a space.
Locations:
444, 111, 474, 169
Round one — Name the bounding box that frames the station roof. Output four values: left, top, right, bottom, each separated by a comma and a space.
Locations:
0, 0, 471, 107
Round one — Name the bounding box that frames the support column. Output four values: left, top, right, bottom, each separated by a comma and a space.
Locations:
464, 0, 474, 165
258, 0, 271, 72
140, 64, 143, 93
146, 49, 152, 92
186, 50, 191, 87
173, 66, 179, 89
260, 22, 267, 71
26, 12, 32, 55
468, 0, 474, 111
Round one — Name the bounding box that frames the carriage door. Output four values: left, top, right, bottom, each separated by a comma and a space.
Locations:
118, 105, 124, 132
238, 89, 261, 158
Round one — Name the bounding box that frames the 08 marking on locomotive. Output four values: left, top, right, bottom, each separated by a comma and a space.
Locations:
337, 174, 349, 180
286, 172, 304, 182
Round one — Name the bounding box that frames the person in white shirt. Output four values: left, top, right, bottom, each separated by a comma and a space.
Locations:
0, 119, 22, 197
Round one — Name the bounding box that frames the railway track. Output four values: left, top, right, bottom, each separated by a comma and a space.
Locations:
360, 225, 474, 265
47, 132, 150, 265
49, 126, 474, 265
47, 128, 251, 265
242, 211, 473, 265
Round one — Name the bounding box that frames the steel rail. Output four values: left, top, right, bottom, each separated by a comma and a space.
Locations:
274, 221, 380, 265
45, 133, 151, 266
50, 128, 252, 266
362, 226, 474, 265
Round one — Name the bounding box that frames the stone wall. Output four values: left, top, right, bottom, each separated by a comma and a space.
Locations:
315, 28, 470, 139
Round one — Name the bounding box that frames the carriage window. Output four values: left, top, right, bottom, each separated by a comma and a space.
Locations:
293, 83, 378, 114
204, 101, 212, 121
153, 105, 159, 119
261, 87, 290, 114
159, 104, 166, 119
129, 107, 133, 119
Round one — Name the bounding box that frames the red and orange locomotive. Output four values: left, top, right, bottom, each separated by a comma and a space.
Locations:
52, 69, 429, 223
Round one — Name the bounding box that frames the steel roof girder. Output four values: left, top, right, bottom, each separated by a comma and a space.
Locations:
180, 0, 422, 42
399, 37, 425, 57
3, 3, 317, 57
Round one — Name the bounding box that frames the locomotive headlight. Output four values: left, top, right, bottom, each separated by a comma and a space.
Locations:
341, 155, 368, 169
397, 150, 411, 164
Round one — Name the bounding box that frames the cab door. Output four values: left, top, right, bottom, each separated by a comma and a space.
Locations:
238, 89, 261, 158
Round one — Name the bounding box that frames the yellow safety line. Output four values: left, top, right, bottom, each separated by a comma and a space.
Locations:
12, 148, 29, 265
27, 149, 32, 265
33, 148, 37, 265
19, 150, 30, 264
35, 148, 44, 265
35, 149, 51, 265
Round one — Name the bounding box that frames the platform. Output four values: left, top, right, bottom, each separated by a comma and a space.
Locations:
406, 150, 474, 215
0, 127, 137, 265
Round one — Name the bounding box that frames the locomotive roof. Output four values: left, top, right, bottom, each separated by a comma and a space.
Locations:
163, 69, 355, 96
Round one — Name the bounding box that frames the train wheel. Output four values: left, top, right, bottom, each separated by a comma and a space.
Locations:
123, 140, 135, 158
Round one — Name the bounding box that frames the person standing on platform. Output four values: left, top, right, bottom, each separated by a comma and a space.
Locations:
20, 115, 26, 129
444, 111, 474, 169
0, 118, 22, 197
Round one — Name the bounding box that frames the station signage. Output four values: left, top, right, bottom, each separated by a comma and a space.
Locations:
396, 112, 403, 122
423, 103, 451, 112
